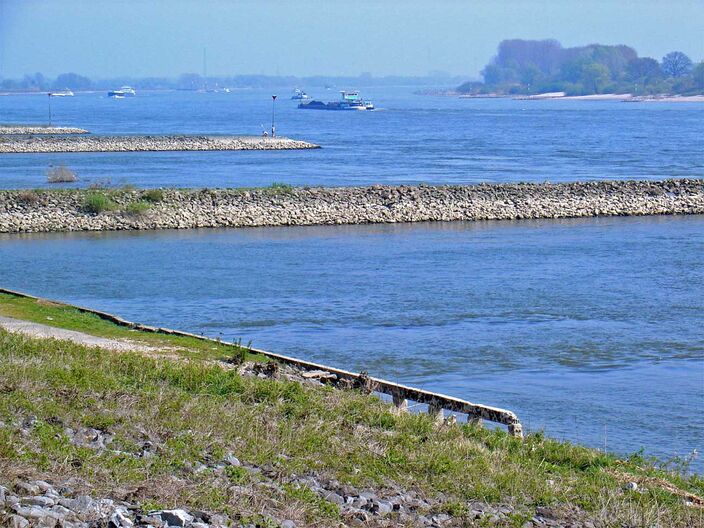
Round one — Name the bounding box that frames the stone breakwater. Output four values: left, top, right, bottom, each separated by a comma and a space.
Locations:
0, 135, 319, 153
0, 179, 702, 233
0, 125, 88, 135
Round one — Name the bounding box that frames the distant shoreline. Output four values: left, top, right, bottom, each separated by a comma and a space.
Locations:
420, 89, 704, 102
1, 179, 701, 234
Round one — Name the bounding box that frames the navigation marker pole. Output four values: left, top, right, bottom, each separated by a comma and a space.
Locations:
47, 93, 52, 127
271, 95, 277, 137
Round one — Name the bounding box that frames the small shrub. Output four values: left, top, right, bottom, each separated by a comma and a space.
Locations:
225, 465, 249, 484
83, 192, 117, 214
88, 178, 112, 190
16, 191, 40, 204
143, 189, 164, 203
125, 201, 150, 216
269, 182, 293, 192
46, 166, 78, 184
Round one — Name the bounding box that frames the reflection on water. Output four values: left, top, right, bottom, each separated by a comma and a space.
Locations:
1, 215, 703, 470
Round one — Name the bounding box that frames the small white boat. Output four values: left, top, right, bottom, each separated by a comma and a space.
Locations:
49, 89, 74, 97
291, 88, 311, 100
108, 85, 136, 98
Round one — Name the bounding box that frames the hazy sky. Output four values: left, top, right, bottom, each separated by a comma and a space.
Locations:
1, 0, 703, 79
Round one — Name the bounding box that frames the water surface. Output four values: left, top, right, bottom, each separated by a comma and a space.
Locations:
1, 215, 702, 470
1, 88, 702, 189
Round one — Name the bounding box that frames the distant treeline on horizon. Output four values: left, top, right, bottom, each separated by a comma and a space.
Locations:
0, 72, 466, 92
459, 39, 704, 96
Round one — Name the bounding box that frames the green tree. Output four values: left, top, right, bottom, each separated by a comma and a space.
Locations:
661, 51, 693, 78
53, 73, 92, 90
692, 62, 704, 89
626, 57, 662, 82
580, 63, 611, 94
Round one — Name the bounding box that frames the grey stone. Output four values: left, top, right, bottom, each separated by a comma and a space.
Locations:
281, 521, 296, 528
50, 505, 74, 518
432, 513, 451, 524
110, 509, 134, 527
154, 509, 194, 527
32, 481, 54, 493
60, 522, 90, 528
5, 181, 699, 240
15, 483, 41, 496
23, 495, 56, 507
351, 496, 368, 509
374, 500, 393, 515
225, 453, 241, 466
322, 491, 344, 506
7, 515, 30, 528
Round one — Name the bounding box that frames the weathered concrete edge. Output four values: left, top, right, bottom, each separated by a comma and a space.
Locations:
0, 286, 523, 436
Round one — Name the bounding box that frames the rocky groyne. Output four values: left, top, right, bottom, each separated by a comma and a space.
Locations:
0, 179, 702, 233
0, 125, 88, 135
0, 135, 319, 153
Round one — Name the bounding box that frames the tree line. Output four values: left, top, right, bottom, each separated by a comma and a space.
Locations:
0, 72, 464, 92
458, 39, 704, 96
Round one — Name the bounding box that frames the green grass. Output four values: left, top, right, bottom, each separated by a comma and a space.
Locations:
265, 182, 295, 194
0, 326, 701, 526
142, 189, 165, 203
83, 192, 117, 214
125, 201, 151, 216
0, 292, 257, 362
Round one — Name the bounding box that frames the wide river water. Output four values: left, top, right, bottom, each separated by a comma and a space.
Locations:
0, 88, 703, 471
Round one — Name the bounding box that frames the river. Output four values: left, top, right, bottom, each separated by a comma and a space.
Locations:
0, 87, 702, 471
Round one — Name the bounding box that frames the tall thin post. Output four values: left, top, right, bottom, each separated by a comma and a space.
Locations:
271, 95, 277, 137
202, 48, 207, 91
47, 93, 52, 126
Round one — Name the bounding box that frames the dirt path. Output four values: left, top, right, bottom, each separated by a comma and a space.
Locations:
0, 315, 159, 352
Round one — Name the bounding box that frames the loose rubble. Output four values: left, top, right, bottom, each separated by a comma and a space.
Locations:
0, 126, 88, 135
0, 472, 594, 527
0, 179, 702, 234
1, 359, 600, 527
0, 135, 318, 153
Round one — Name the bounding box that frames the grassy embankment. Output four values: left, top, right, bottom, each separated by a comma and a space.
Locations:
0, 292, 702, 527
0, 292, 255, 362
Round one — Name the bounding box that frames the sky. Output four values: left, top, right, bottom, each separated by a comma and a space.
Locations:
1, 0, 703, 80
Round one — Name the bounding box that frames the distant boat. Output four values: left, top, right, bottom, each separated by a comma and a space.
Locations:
49, 89, 74, 97
291, 89, 311, 100
108, 86, 136, 98
298, 90, 374, 111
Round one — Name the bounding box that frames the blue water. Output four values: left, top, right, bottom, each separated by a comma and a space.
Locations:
1, 217, 702, 471
0, 88, 703, 471
0, 87, 702, 189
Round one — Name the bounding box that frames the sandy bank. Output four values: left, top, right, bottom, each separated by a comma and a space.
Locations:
0, 135, 319, 153
0, 179, 701, 234
512, 93, 704, 102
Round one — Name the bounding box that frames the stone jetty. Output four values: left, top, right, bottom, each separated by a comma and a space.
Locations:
0, 179, 701, 234
0, 125, 88, 135
0, 134, 319, 153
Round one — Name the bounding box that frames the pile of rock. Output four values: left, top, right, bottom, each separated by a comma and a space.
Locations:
1, 481, 232, 528
0, 474, 588, 527
0, 126, 88, 135
0, 135, 318, 153
0, 179, 702, 234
